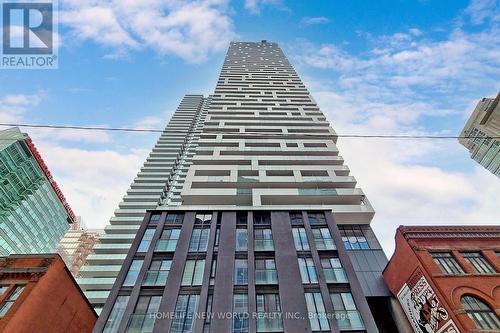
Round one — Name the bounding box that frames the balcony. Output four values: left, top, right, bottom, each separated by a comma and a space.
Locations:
143, 271, 168, 286
256, 314, 283, 332
126, 314, 156, 333
255, 269, 278, 284
324, 268, 347, 283
155, 240, 177, 252
334, 310, 365, 330
315, 239, 336, 250
254, 239, 274, 251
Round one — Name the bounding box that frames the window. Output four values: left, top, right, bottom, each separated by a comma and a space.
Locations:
233, 294, 249, 333
189, 228, 209, 252
339, 225, 381, 250
209, 259, 217, 286
254, 213, 271, 225
255, 259, 277, 284
298, 258, 318, 284
254, 229, 274, 251
0, 285, 24, 317
0, 286, 8, 296
321, 258, 347, 283
149, 213, 161, 223
171, 294, 199, 333
307, 212, 326, 225
256, 294, 283, 332
203, 294, 213, 333
330, 292, 364, 330
124, 259, 144, 286
214, 226, 221, 251
289, 212, 303, 225
156, 229, 180, 252
312, 228, 335, 250
143, 260, 171, 286
305, 292, 329, 331
166, 213, 184, 224
461, 295, 500, 330
103, 296, 130, 333
181, 260, 205, 286
234, 259, 248, 285
236, 229, 248, 251
126, 296, 162, 333
462, 252, 496, 274
237, 212, 248, 225
292, 228, 309, 251
195, 213, 212, 224
138, 229, 156, 252
431, 253, 464, 275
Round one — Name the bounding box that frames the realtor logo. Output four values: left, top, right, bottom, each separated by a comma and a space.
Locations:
1, 1, 58, 69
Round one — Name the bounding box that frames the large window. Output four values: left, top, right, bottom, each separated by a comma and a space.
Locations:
312, 228, 335, 250
256, 294, 283, 332
143, 260, 171, 286
234, 259, 248, 285
103, 295, 130, 333
289, 212, 303, 225
321, 258, 347, 283
338, 225, 381, 250
181, 260, 205, 286
126, 296, 162, 333
255, 259, 278, 284
124, 259, 144, 286
330, 292, 364, 330
307, 212, 326, 225
156, 229, 180, 252
165, 213, 184, 225
233, 294, 249, 333
305, 292, 329, 331
138, 228, 156, 252
236, 229, 248, 251
461, 295, 500, 330
431, 252, 464, 275
298, 258, 318, 284
171, 294, 199, 333
189, 228, 209, 252
292, 227, 309, 251
461, 252, 496, 274
0, 285, 24, 317
255, 229, 274, 251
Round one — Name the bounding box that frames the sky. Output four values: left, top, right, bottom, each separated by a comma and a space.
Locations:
1, 0, 499, 255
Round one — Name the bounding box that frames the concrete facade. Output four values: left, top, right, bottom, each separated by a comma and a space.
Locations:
384, 226, 500, 333
0, 253, 97, 333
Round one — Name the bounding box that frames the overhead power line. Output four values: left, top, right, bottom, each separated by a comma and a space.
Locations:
0, 122, 498, 140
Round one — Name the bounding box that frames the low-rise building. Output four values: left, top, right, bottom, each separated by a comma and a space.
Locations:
384, 225, 500, 333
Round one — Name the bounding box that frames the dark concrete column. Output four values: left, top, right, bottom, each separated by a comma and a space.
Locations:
210, 211, 236, 332
271, 211, 311, 333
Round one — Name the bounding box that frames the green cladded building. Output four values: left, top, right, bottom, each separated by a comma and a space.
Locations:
0, 127, 75, 256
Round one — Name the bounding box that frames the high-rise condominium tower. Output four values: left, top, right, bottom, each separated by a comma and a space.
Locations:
87, 41, 401, 333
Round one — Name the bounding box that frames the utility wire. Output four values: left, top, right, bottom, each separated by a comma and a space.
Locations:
1, 122, 498, 140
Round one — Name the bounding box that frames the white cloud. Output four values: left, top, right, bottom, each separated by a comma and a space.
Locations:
300, 16, 330, 26
60, 0, 236, 62
244, 0, 290, 15
0, 92, 45, 123
294, 0, 500, 254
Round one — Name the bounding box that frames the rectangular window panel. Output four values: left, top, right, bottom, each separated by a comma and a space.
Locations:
0, 285, 25, 317
123, 259, 144, 286
126, 295, 162, 333
307, 212, 326, 225
255, 259, 278, 284
138, 229, 156, 252
312, 228, 335, 250
233, 294, 249, 333
305, 292, 329, 331
431, 252, 464, 275
103, 295, 130, 333
189, 228, 209, 252
330, 292, 364, 330
321, 258, 347, 283
289, 212, 303, 225
171, 294, 199, 333
166, 213, 184, 224
292, 227, 309, 251
256, 294, 283, 332
156, 229, 180, 252
462, 252, 496, 274
254, 229, 274, 251
234, 259, 248, 285
143, 260, 171, 286
236, 229, 248, 251
298, 258, 318, 284
181, 260, 205, 286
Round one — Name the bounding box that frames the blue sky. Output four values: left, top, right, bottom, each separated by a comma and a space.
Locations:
1, 0, 499, 254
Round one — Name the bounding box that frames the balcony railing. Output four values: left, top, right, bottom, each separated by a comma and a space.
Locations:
324, 268, 347, 283
254, 239, 274, 251
334, 310, 365, 330
143, 271, 168, 286
155, 240, 177, 252
314, 239, 336, 250
126, 314, 156, 333
256, 313, 283, 332
255, 269, 278, 284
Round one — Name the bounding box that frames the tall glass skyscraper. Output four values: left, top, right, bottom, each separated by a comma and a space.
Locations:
87, 41, 401, 332
0, 127, 75, 255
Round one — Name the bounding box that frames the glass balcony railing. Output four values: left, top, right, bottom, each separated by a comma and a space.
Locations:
155, 240, 177, 252
143, 271, 168, 286
324, 268, 347, 283
256, 314, 283, 332
255, 269, 278, 284
334, 310, 365, 330
126, 314, 156, 333
315, 239, 336, 250
254, 239, 274, 251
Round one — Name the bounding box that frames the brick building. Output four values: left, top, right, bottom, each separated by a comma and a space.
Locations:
384, 226, 500, 333
0, 253, 97, 333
